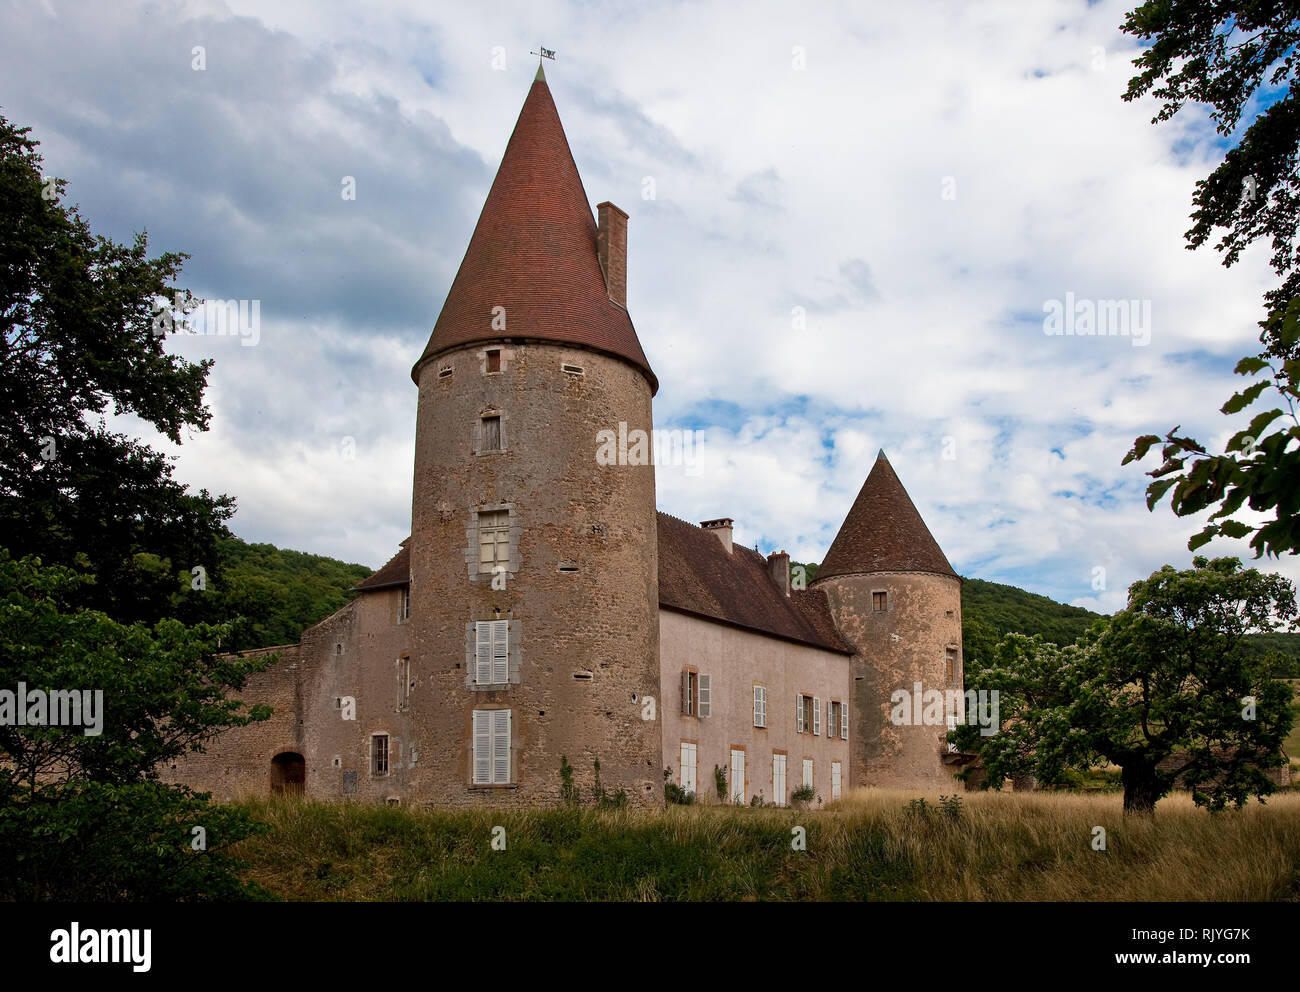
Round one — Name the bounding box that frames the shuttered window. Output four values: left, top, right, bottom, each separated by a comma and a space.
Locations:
802, 758, 813, 789
473, 709, 511, 784
475, 620, 509, 685
680, 742, 697, 794
478, 510, 509, 572
813, 696, 821, 736
481, 415, 502, 451
698, 674, 711, 717
841, 705, 848, 742
831, 761, 841, 800
730, 749, 745, 804
753, 685, 766, 728
796, 694, 805, 733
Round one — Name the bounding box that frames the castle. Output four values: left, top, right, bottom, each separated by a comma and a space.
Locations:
167, 66, 966, 806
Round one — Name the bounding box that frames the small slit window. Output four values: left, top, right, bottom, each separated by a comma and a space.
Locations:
561, 363, 584, 377
438, 366, 453, 379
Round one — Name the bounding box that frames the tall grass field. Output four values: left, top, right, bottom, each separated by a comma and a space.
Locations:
227, 788, 1300, 901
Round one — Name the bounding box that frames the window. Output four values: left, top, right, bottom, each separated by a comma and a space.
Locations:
486, 349, 501, 373
474, 620, 509, 685
946, 647, 958, 683
873, 591, 888, 612
828, 700, 841, 739
438, 365, 453, 379
481, 415, 502, 452
813, 696, 821, 736
753, 685, 767, 728
561, 363, 584, 377
730, 748, 745, 804
840, 703, 848, 742
797, 694, 813, 734
682, 669, 710, 717
802, 758, 813, 790
371, 734, 389, 776
679, 742, 697, 795
772, 753, 787, 807
473, 709, 511, 784
396, 656, 410, 711
478, 510, 509, 573
398, 585, 410, 623
831, 761, 842, 800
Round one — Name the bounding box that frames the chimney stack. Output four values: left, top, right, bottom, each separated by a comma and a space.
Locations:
596, 201, 628, 308
768, 550, 791, 596
700, 517, 734, 554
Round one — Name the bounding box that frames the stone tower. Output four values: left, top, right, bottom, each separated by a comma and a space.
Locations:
406, 66, 663, 806
813, 451, 964, 787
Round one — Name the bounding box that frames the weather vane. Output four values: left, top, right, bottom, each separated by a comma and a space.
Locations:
530, 46, 556, 62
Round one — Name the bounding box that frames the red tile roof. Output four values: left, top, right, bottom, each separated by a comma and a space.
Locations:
815, 451, 958, 581
412, 70, 657, 394
352, 544, 410, 591
657, 513, 850, 653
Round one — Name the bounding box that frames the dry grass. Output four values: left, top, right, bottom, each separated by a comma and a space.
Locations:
227, 786, 1300, 901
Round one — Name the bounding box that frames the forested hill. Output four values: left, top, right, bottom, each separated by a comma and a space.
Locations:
959, 577, 1101, 666
215, 536, 371, 648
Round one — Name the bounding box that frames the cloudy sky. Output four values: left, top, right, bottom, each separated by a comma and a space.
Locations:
3, 0, 1294, 612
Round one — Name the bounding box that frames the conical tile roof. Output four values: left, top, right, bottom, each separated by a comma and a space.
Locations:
412, 69, 657, 392
816, 450, 958, 581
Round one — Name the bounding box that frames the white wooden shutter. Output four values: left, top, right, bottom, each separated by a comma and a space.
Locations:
492, 709, 511, 783
491, 620, 509, 683
841, 705, 848, 742
796, 695, 804, 733
680, 670, 689, 715
831, 761, 841, 800
753, 686, 766, 727
475, 622, 492, 685
772, 753, 786, 806
813, 696, 821, 735
680, 742, 697, 794
730, 749, 745, 803
472, 710, 491, 784
698, 674, 711, 717
803, 758, 813, 789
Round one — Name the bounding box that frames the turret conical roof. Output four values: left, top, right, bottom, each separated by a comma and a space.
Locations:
815, 450, 958, 581
412, 72, 657, 392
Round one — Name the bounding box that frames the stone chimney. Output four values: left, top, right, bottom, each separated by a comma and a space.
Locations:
768, 550, 790, 596
700, 517, 734, 554
596, 201, 628, 308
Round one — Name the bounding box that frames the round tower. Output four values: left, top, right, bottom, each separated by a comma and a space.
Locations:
813, 451, 964, 788
406, 66, 662, 806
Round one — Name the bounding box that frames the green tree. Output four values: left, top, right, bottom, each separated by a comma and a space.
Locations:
954, 557, 1296, 814
0, 551, 273, 899
1120, 2, 1300, 556
0, 113, 234, 625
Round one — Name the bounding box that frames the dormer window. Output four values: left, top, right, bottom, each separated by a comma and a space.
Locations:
486, 349, 501, 374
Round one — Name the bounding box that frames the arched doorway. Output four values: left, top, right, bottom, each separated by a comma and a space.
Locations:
270, 751, 306, 795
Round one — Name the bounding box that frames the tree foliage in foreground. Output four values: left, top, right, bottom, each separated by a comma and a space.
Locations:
953, 557, 1297, 814
0, 552, 273, 899
1120, 2, 1300, 556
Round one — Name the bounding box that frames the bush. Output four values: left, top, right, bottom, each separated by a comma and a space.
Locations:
790, 785, 815, 808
